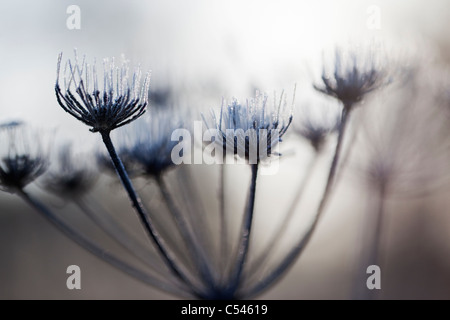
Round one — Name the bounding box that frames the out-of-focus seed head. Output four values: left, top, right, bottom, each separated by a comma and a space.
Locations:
96, 145, 136, 176
0, 122, 48, 193
55, 51, 151, 133
42, 143, 98, 199
205, 90, 293, 163
293, 102, 341, 152
116, 109, 188, 177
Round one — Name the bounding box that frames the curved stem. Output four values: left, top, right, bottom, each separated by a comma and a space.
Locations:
74, 197, 171, 278
353, 183, 386, 300
246, 152, 319, 279
229, 163, 259, 295
155, 174, 215, 290
178, 166, 212, 247
173, 167, 213, 269
219, 164, 228, 279
17, 188, 189, 298
245, 108, 351, 298
100, 130, 202, 297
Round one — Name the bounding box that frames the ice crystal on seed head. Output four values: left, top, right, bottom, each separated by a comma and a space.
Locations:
55, 51, 151, 133
206, 90, 293, 163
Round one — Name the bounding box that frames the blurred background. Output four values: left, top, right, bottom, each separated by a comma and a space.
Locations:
1, 0, 450, 299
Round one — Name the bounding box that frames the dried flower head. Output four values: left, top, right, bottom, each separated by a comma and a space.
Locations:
0, 120, 24, 130
117, 110, 187, 177
314, 46, 389, 109
55, 51, 151, 133
0, 122, 48, 193
205, 90, 293, 163
293, 102, 341, 152
42, 143, 98, 199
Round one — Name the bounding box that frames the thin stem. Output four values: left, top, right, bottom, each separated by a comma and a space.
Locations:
178, 166, 212, 247
74, 197, 171, 278
17, 188, 189, 298
175, 166, 213, 269
229, 163, 259, 295
100, 130, 202, 297
246, 152, 319, 279
155, 174, 215, 290
245, 108, 351, 298
335, 112, 360, 185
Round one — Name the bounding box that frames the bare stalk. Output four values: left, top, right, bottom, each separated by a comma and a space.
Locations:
246, 152, 319, 278
229, 163, 259, 295
17, 188, 189, 297
245, 108, 351, 298
74, 197, 170, 277
100, 130, 202, 297
154, 174, 215, 289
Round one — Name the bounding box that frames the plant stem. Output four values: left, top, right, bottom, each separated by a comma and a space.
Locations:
100, 130, 201, 297
229, 163, 259, 295
17, 188, 189, 297
245, 108, 351, 298
351, 183, 386, 300
369, 184, 386, 298
335, 113, 360, 184
74, 197, 170, 277
247, 152, 319, 278
155, 174, 215, 289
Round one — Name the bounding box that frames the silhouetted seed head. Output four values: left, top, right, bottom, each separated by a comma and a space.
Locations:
205, 90, 293, 163
117, 111, 187, 177
42, 143, 98, 199
0, 123, 48, 193
314, 47, 389, 109
293, 103, 341, 152
55, 51, 151, 133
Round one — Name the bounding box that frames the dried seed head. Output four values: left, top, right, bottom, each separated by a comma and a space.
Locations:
96, 150, 122, 176
55, 51, 151, 133
0, 120, 24, 130
0, 123, 48, 193
42, 143, 98, 199
205, 90, 293, 163
116, 109, 187, 177
355, 83, 444, 197
293, 102, 341, 152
